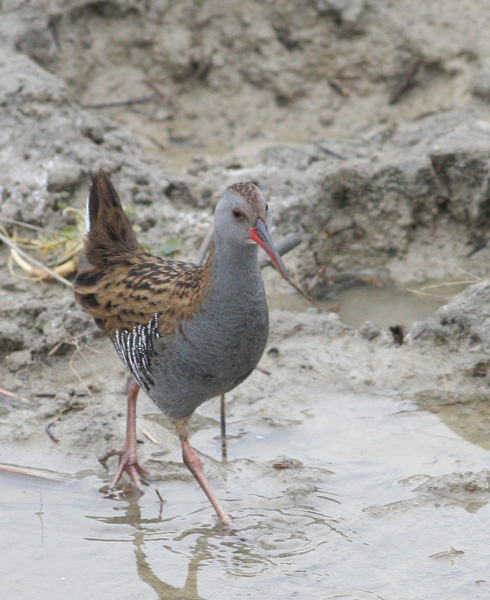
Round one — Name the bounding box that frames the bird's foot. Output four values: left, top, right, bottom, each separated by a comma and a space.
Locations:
99, 447, 148, 492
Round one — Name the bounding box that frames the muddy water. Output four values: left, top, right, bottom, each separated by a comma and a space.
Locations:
334, 285, 444, 329
269, 282, 448, 329
3, 390, 489, 600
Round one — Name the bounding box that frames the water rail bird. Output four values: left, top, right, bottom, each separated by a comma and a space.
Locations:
75, 170, 289, 526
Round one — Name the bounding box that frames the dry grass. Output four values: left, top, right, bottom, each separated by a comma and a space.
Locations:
0, 207, 85, 286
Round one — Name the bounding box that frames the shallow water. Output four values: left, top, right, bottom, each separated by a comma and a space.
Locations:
270, 282, 451, 329
334, 284, 445, 329
3, 391, 489, 600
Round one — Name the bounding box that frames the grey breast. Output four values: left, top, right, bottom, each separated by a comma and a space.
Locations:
149, 277, 269, 421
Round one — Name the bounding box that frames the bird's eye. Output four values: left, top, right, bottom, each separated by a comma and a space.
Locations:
265, 203, 269, 211
232, 209, 242, 219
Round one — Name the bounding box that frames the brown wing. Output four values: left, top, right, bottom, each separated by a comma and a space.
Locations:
74, 170, 213, 339
74, 247, 214, 339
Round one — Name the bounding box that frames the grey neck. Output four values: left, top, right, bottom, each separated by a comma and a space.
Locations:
210, 232, 264, 302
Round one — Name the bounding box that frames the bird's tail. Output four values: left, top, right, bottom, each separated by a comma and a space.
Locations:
81, 169, 140, 268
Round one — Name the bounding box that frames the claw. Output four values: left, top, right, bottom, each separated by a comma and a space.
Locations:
101, 376, 148, 492
108, 448, 148, 491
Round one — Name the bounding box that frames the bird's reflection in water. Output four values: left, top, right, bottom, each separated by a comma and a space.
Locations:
134, 528, 209, 600
89, 492, 214, 600
86, 482, 345, 599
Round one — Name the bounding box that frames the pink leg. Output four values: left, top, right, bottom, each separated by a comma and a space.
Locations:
182, 440, 234, 527
176, 418, 234, 527
103, 377, 148, 491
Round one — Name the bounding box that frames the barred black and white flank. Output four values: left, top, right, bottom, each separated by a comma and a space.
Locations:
113, 313, 161, 393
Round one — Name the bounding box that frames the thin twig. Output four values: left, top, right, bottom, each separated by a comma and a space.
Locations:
255, 365, 271, 375
0, 387, 31, 404
195, 226, 214, 265
147, 136, 167, 151
220, 394, 227, 462
327, 220, 364, 239
412, 326, 427, 340
48, 341, 65, 356
69, 348, 95, 399
286, 278, 321, 307
282, 324, 303, 339
329, 78, 350, 97
315, 143, 347, 160
466, 237, 488, 258
407, 289, 450, 301
46, 419, 60, 443
142, 428, 159, 444
418, 280, 481, 290
306, 266, 326, 293
0, 463, 69, 481
389, 58, 421, 105
407, 278, 483, 300
430, 154, 452, 197
432, 259, 486, 280
82, 95, 159, 110
155, 487, 165, 504
0, 217, 57, 234
0, 229, 73, 287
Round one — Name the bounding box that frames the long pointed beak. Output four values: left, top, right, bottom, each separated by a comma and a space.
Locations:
248, 219, 289, 280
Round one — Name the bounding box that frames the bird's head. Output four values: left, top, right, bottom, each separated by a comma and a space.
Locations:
214, 182, 289, 280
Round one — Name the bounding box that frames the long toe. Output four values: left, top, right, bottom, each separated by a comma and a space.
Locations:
107, 449, 149, 492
